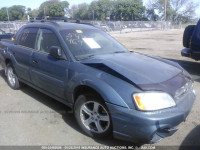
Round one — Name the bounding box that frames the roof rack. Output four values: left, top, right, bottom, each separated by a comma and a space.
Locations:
30, 17, 67, 22
29, 17, 95, 27
46, 17, 68, 22
77, 22, 94, 27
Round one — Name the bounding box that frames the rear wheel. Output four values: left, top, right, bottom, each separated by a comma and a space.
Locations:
6, 63, 21, 90
74, 93, 112, 138
183, 25, 195, 48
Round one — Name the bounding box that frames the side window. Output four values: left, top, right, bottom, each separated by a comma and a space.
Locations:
18, 28, 38, 49
36, 28, 61, 53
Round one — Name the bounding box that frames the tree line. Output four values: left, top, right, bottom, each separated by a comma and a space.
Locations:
0, 0, 197, 23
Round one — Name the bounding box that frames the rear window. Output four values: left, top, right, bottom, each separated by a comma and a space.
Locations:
18, 28, 38, 49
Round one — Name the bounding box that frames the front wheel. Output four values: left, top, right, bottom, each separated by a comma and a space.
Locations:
6, 63, 21, 90
74, 93, 112, 138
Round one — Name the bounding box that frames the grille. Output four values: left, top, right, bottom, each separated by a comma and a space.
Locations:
174, 80, 193, 99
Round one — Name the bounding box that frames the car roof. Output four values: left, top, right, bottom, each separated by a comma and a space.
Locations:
24, 21, 97, 31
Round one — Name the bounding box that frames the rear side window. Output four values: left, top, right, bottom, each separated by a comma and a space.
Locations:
18, 28, 38, 49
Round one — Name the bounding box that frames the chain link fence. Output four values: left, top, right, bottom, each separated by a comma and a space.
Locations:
0, 20, 183, 34
83, 20, 174, 34
0, 21, 27, 34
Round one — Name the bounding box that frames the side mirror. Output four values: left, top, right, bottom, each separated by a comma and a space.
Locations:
50, 46, 62, 58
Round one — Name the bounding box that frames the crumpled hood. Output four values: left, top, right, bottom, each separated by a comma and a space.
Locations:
82, 53, 182, 84
81, 52, 190, 97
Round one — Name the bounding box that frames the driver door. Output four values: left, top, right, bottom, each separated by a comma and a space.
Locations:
30, 28, 69, 99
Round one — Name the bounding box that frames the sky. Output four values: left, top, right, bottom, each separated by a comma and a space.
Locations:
0, 0, 200, 18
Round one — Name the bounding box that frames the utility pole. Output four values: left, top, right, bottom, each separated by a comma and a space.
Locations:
44, 7, 46, 19
93, 10, 94, 20
164, 0, 167, 21
92, 10, 94, 24
6, 8, 10, 21
6, 7, 10, 33
131, 12, 133, 21
131, 12, 133, 32
108, 11, 110, 22
72, 8, 74, 19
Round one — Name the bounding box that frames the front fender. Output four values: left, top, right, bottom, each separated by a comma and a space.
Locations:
68, 73, 129, 108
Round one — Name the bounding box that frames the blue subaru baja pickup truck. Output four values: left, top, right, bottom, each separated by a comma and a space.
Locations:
0, 20, 196, 143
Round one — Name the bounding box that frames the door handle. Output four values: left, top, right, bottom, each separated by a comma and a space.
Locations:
32, 60, 38, 64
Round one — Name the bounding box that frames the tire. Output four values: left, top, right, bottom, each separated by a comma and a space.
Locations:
74, 92, 112, 138
183, 25, 196, 48
6, 63, 21, 90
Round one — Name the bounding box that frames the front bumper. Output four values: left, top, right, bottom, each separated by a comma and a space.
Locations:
181, 48, 200, 60
106, 88, 196, 143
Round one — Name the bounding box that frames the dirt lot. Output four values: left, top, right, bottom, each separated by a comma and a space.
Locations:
0, 29, 199, 148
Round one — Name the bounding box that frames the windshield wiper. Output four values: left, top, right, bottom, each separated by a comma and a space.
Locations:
113, 51, 128, 53
76, 55, 95, 61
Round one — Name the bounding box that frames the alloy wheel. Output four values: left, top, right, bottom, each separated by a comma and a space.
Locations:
80, 101, 110, 133
7, 67, 16, 87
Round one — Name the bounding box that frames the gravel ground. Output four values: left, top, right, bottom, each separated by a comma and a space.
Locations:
0, 29, 199, 149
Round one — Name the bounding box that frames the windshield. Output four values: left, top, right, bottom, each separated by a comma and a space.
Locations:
60, 29, 128, 60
